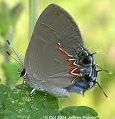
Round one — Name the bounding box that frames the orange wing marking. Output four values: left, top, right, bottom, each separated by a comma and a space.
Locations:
56, 43, 82, 79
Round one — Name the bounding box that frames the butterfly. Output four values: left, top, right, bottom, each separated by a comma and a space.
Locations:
7, 4, 108, 97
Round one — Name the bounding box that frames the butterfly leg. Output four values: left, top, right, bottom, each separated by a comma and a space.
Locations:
29, 88, 36, 108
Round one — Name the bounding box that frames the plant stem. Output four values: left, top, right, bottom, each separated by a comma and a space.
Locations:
29, 0, 39, 39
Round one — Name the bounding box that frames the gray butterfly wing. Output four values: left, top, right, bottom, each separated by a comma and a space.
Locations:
38, 4, 84, 56
24, 4, 84, 88
25, 24, 72, 87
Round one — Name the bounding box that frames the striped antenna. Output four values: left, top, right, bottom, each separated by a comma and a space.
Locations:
6, 51, 23, 66
6, 40, 23, 66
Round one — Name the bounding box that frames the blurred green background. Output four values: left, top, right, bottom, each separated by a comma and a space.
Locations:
0, 0, 115, 119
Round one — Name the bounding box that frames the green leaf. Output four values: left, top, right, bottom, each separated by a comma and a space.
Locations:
0, 84, 100, 119
61, 106, 99, 119
0, 84, 12, 119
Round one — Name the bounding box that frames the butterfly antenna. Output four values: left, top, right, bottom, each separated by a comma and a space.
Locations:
7, 40, 23, 66
6, 51, 23, 66
96, 81, 108, 98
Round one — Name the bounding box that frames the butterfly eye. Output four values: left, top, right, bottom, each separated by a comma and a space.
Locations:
80, 57, 92, 65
